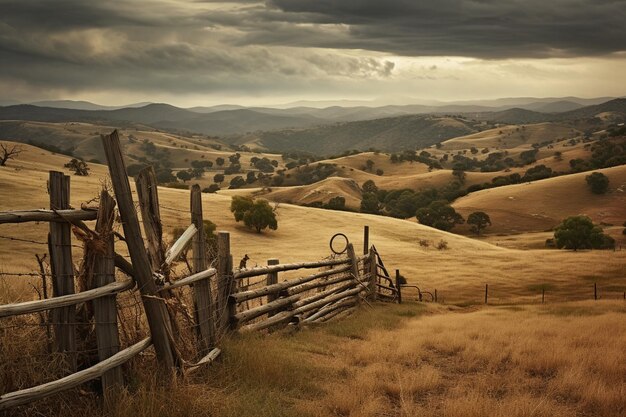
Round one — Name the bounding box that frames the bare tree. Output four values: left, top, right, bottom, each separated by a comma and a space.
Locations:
0, 143, 23, 166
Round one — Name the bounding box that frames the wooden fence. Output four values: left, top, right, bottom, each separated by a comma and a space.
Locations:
0, 130, 403, 411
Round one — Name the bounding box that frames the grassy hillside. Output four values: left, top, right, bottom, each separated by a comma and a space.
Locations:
453, 164, 626, 235
1, 141, 624, 306
440, 122, 581, 150
238, 115, 484, 154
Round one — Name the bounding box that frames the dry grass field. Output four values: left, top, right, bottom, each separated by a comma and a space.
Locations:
440, 122, 581, 150
453, 164, 626, 235
1, 140, 625, 417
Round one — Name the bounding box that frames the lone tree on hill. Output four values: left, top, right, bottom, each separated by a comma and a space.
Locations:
213, 173, 225, 184
585, 172, 609, 194
416, 200, 464, 231
0, 143, 23, 166
554, 215, 614, 251
230, 196, 277, 233
64, 158, 90, 176
467, 211, 491, 235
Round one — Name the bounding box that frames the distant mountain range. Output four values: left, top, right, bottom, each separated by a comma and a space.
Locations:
0, 97, 624, 154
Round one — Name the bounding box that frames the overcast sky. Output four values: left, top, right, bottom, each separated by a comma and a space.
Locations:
1, 0, 625, 107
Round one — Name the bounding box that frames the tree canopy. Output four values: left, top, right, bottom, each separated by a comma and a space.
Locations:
554, 215, 614, 251
416, 200, 464, 231
467, 211, 491, 235
230, 196, 278, 233
585, 172, 609, 194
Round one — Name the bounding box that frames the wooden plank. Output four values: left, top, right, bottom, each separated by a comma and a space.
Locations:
395, 269, 402, 304
158, 268, 217, 292
234, 257, 350, 279
91, 190, 123, 400
48, 171, 76, 370
266, 259, 279, 317
368, 248, 377, 301
284, 273, 353, 297
135, 167, 166, 271
363, 225, 369, 255
291, 281, 354, 310
303, 297, 357, 323
216, 232, 233, 336
233, 293, 300, 325
187, 348, 221, 371
164, 224, 197, 266
0, 209, 97, 224
230, 265, 351, 303
0, 279, 134, 318
346, 243, 362, 303
101, 130, 176, 370
0, 338, 151, 411
191, 184, 216, 352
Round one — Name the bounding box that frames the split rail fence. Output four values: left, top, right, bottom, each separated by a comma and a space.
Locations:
0, 130, 403, 412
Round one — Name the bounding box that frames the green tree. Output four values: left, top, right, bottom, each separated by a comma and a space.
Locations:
215, 157, 225, 166
229, 176, 246, 189
467, 211, 491, 235
176, 170, 192, 183
585, 172, 609, 194
325, 196, 346, 211
230, 196, 277, 233
360, 192, 382, 214
416, 200, 464, 231
64, 158, 90, 176
362, 180, 378, 194
554, 215, 607, 251
213, 173, 225, 184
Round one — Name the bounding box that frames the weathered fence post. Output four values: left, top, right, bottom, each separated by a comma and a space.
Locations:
368, 247, 377, 301
485, 284, 489, 304
101, 130, 176, 371
594, 282, 597, 300
363, 225, 369, 255
542, 287, 545, 304
92, 190, 123, 401
395, 269, 402, 304
346, 243, 363, 302
266, 259, 279, 316
48, 170, 77, 370
434, 289, 438, 303
190, 184, 215, 353
135, 166, 166, 272
217, 232, 234, 334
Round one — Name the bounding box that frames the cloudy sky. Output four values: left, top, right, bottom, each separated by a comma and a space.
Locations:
1, 0, 625, 107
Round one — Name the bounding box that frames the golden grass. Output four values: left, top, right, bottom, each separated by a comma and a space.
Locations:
440, 123, 580, 150
1, 141, 625, 417
6, 302, 625, 417
453, 164, 626, 235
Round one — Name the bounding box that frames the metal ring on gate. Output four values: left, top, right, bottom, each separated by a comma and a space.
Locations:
330, 233, 349, 255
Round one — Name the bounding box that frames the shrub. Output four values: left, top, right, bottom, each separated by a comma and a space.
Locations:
202, 184, 220, 193
436, 240, 448, 250
585, 172, 609, 194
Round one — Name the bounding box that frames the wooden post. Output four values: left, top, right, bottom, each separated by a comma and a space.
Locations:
542, 287, 545, 304
485, 284, 489, 304
92, 190, 123, 400
48, 171, 77, 370
594, 282, 597, 300
135, 166, 166, 272
395, 269, 402, 304
363, 226, 369, 256
216, 232, 233, 334
191, 185, 215, 352
101, 130, 176, 370
368, 248, 377, 301
346, 243, 363, 302
266, 259, 279, 316
434, 289, 438, 303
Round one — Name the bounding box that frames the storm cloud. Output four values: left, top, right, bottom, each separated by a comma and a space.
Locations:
0, 0, 624, 104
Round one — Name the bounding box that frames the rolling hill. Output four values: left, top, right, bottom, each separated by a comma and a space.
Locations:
237, 115, 482, 154
452, 164, 626, 235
